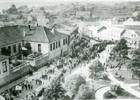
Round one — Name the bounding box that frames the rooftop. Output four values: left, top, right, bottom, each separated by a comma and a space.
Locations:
24, 26, 68, 43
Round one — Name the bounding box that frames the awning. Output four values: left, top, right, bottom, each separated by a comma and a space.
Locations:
22, 47, 27, 50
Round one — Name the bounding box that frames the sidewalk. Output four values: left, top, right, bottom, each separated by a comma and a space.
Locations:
107, 71, 140, 98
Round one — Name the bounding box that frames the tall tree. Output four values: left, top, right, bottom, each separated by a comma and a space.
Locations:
43, 81, 66, 100
89, 60, 103, 80
112, 38, 129, 57
7, 4, 18, 14
65, 74, 86, 94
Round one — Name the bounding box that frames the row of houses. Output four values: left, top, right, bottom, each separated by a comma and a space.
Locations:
0, 24, 78, 93
85, 25, 140, 49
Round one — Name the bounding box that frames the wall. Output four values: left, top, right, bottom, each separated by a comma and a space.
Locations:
0, 62, 30, 91
29, 41, 49, 54
35, 53, 49, 68
0, 41, 23, 56
49, 38, 68, 60
0, 59, 10, 79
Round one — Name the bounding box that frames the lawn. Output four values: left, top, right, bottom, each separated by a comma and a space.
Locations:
111, 70, 140, 84
104, 89, 140, 99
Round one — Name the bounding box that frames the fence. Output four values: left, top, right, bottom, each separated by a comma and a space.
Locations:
24, 53, 49, 68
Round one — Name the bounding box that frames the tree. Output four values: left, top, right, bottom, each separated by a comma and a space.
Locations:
65, 74, 86, 94
76, 84, 95, 99
89, 60, 103, 80
7, 4, 18, 14
43, 81, 66, 100
25, 42, 31, 51
112, 38, 129, 57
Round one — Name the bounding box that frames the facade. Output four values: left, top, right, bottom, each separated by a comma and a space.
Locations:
123, 18, 140, 30
87, 25, 107, 39
24, 26, 69, 60
100, 27, 125, 41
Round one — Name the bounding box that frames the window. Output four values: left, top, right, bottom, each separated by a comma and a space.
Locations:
56, 41, 58, 49
8, 46, 11, 55
38, 44, 41, 52
66, 38, 67, 44
63, 39, 65, 45
53, 43, 55, 50
2, 61, 7, 73
18, 43, 21, 52
13, 44, 16, 53
50, 44, 52, 51
59, 41, 60, 47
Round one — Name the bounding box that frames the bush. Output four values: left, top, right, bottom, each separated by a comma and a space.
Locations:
104, 91, 117, 99
110, 83, 121, 94
102, 73, 109, 80
65, 74, 86, 94
77, 84, 95, 99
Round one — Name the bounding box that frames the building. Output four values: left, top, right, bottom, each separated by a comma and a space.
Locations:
24, 25, 69, 60
121, 29, 140, 49
123, 18, 140, 30
36, 16, 49, 26
87, 25, 107, 39
99, 27, 125, 41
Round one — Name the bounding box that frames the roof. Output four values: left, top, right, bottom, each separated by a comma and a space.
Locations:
44, 27, 68, 42
0, 25, 24, 47
0, 55, 10, 61
107, 27, 125, 36
121, 30, 134, 38
24, 26, 68, 43
121, 29, 140, 38
24, 26, 49, 42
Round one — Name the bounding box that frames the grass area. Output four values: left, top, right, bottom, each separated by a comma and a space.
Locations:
104, 89, 140, 99
111, 70, 140, 84
131, 86, 140, 92
87, 79, 110, 90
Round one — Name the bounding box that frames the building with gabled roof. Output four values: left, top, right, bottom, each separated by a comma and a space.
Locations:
24, 26, 69, 59
121, 29, 140, 49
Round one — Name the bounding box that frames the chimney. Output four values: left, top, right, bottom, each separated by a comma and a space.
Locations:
28, 25, 31, 31
23, 29, 26, 36
51, 23, 56, 34
51, 28, 54, 34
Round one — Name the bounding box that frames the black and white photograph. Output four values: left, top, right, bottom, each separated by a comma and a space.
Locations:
1, 0, 140, 100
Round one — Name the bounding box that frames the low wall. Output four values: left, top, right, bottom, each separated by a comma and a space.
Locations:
35, 53, 49, 68
0, 62, 30, 89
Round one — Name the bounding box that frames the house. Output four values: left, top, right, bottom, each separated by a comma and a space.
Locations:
36, 16, 49, 26
0, 25, 31, 93
99, 27, 125, 41
24, 25, 69, 60
123, 18, 140, 30
76, 11, 91, 19
87, 25, 107, 39
0, 26, 24, 56
121, 29, 140, 49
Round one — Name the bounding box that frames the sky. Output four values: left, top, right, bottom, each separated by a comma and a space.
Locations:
0, 0, 140, 13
